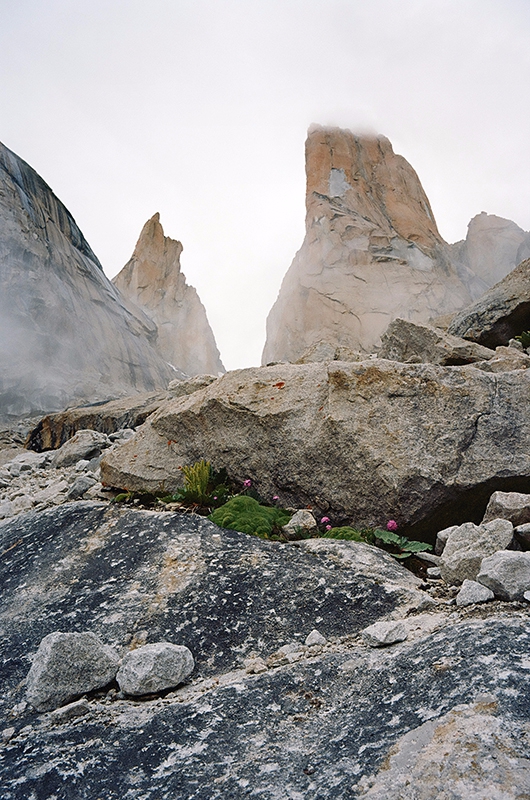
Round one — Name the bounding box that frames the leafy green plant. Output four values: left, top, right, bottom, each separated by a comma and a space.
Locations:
515, 331, 530, 348
374, 528, 432, 559
208, 495, 291, 539
321, 526, 375, 543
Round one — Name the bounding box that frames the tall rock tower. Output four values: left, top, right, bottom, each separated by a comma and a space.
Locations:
113, 214, 224, 377
263, 126, 478, 363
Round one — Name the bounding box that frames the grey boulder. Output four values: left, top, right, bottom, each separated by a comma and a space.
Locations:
482, 490, 530, 527
116, 643, 194, 696
25, 632, 120, 711
456, 579, 494, 607
51, 430, 110, 469
440, 519, 514, 585
378, 318, 495, 365
477, 551, 530, 601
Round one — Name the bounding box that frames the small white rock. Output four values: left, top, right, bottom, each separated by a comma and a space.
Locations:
456, 579, 494, 607
361, 620, 407, 648
305, 629, 327, 647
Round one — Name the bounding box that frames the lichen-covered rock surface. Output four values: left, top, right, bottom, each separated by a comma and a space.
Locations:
101, 360, 530, 538
1, 503, 530, 798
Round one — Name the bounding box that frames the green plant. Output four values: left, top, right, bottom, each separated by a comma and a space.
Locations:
170, 460, 231, 508
208, 495, 291, 539
374, 528, 432, 559
321, 526, 375, 543
515, 331, 530, 348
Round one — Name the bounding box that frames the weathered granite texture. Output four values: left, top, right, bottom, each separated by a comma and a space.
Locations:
448, 257, 530, 348
263, 126, 481, 364
378, 318, 495, 365
0, 142, 175, 419
101, 360, 530, 539
1, 505, 530, 798
113, 213, 224, 377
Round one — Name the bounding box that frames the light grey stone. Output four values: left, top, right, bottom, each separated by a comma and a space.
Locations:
25, 632, 120, 712
75, 459, 90, 471
379, 318, 495, 366
514, 522, 530, 550
524, 591, 530, 602
168, 374, 219, 399
482, 490, 530, 527
477, 551, 530, 601
0, 501, 14, 519
361, 620, 408, 648
31, 480, 69, 505
440, 519, 514, 585
305, 629, 327, 646
116, 642, 194, 696
426, 567, 441, 578
435, 525, 458, 555
456, 579, 494, 607
509, 338, 524, 351
49, 699, 90, 723
51, 430, 110, 469
108, 428, 135, 442
66, 474, 98, 500
282, 509, 318, 540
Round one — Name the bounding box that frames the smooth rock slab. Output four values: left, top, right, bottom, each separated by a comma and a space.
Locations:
477, 551, 530, 600
25, 632, 120, 711
456, 579, 494, 607
116, 643, 194, 696
361, 620, 407, 647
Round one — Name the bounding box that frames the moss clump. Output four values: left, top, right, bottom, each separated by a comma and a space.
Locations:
208, 496, 291, 539
321, 526, 374, 543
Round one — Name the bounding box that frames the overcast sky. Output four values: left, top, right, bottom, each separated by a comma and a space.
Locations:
2, 0, 530, 370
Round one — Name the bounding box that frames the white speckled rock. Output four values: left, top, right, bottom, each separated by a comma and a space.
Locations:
482, 490, 530, 527
305, 629, 327, 646
25, 632, 120, 712
477, 551, 530, 601
116, 642, 194, 696
51, 430, 110, 469
456, 579, 494, 607
361, 620, 407, 648
282, 509, 318, 540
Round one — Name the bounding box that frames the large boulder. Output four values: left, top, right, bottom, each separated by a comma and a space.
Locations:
477, 551, 530, 600
112, 214, 224, 377
439, 519, 514, 585
0, 141, 175, 419
482, 491, 530, 527
101, 360, 530, 537
25, 391, 169, 452
378, 318, 495, 365
116, 642, 194, 696
448, 257, 530, 348
263, 127, 478, 364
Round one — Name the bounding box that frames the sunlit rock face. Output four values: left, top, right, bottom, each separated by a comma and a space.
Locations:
450, 212, 530, 290
263, 126, 523, 364
0, 142, 174, 420
113, 214, 224, 377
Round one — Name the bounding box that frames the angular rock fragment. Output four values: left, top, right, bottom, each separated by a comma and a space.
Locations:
51, 430, 110, 469
361, 620, 407, 647
116, 642, 194, 696
379, 318, 495, 365
440, 519, 514, 585
477, 551, 530, 600
456, 579, 494, 607
282, 509, 318, 539
482, 491, 530, 527
25, 632, 120, 711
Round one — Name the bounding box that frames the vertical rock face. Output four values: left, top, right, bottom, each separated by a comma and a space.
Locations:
262, 126, 527, 364
112, 214, 224, 377
450, 212, 530, 290
0, 142, 175, 420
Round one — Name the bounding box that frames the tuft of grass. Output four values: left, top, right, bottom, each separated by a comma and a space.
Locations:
321, 526, 375, 543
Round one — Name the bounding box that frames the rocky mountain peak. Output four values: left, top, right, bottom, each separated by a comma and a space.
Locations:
113, 215, 224, 377
305, 125, 443, 256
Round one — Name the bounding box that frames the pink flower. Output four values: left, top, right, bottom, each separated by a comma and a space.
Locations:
320, 516, 330, 524
243, 479, 252, 489
273, 495, 279, 501
325, 525, 332, 531
386, 520, 398, 532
